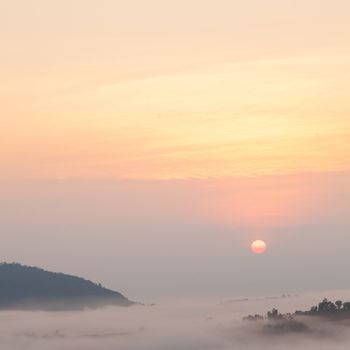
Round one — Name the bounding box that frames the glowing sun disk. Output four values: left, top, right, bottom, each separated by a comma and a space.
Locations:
251, 240, 267, 254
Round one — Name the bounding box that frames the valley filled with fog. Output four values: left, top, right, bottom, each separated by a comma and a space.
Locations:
2, 290, 350, 350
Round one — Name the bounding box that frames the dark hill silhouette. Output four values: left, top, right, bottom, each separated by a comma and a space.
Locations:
0, 263, 134, 310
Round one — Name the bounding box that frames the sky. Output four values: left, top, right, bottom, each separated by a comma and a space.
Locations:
1, 1, 350, 301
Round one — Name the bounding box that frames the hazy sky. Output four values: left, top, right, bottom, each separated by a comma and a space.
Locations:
1, 1, 350, 301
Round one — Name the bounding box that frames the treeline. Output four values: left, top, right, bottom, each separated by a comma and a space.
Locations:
244, 298, 350, 323
243, 298, 350, 335
303, 298, 350, 314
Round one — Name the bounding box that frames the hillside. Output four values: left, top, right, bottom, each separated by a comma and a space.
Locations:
0, 263, 133, 310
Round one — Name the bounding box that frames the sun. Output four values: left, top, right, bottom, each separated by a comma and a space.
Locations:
251, 240, 267, 254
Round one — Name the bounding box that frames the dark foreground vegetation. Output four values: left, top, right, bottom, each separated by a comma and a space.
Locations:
244, 298, 350, 335
0, 263, 133, 310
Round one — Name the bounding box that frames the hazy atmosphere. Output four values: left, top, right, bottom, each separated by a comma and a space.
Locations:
1, 1, 350, 349
1, 172, 350, 301
3, 292, 350, 350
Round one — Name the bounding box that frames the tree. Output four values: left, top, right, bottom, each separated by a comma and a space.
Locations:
342, 302, 350, 311
335, 300, 343, 310
318, 299, 328, 312
310, 306, 318, 313
267, 308, 280, 320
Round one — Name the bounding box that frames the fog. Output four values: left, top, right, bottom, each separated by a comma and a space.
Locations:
2, 290, 350, 350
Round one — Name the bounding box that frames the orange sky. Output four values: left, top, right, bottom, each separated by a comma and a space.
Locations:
1, 1, 350, 181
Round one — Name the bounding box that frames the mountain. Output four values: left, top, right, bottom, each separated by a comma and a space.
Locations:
0, 263, 134, 310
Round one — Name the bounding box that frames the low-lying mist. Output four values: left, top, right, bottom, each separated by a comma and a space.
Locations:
2, 290, 350, 350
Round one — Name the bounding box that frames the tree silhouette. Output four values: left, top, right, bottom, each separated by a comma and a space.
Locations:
343, 302, 350, 311
335, 300, 343, 310
244, 297, 350, 327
